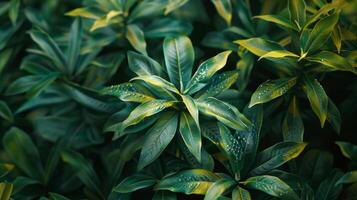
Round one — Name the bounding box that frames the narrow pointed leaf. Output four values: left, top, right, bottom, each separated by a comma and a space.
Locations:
242, 175, 299, 200
197, 97, 251, 131
101, 83, 154, 103
185, 51, 231, 94
127, 51, 163, 76
179, 111, 202, 162
181, 95, 199, 127
232, 187, 251, 200
282, 96, 304, 142
126, 24, 147, 55
249, 77, 297, 107
163, 35, 194, 92
211, 0, 232, 25
155, 169, 220, 195
114, 174, 157, 193
138, 112, 178, 170
204, 178, 236, 200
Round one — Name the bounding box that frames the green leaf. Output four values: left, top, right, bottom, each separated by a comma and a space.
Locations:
29, 29, 67, 72
3, 127, 45, 181
114, 173, 157, 193
67, 18, 83, 75
179, 111, 202, 162
138, 112, 178, 170
251, 142, 307, 175
0, 182, 13, 200
235, 38, 285, 57
127, 51, 163, 76
254, 15, 298, 30
204, 178, 236, 200
145, 18, 192, 38
232, 187, 251, 200
327, 99, 341, 133
303, 13, 339, 54
282, 96, 304, 142
101, 83, 154, 103
302, 76, 328, 127
131, 75, 180, 94
288, 0, 306, 29
336, 142, 357, 161
242, 175, 299, 200
165, 0, 189, 15
197, 97, 251, 131
163, 35, 194, 92
126, 24, 147, 55
181, 95, 199, 128
61, 150, 104, 199
66, 7, 100, 19
185, 51, 232, 94
249, 77, 297, 108
307, 51, 357, 75
199, 70, 239, 98
211, 0, 232, 25
9, 0, 20, 25
0, 101, 13, 122
259, 50, 299, 61
336, 171, 357, 185
218, 123, 249, 175
115, 100, 174, 138
155, 169, 220, 195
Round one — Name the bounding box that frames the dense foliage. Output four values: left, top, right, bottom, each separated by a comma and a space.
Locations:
1, 0, 357, 199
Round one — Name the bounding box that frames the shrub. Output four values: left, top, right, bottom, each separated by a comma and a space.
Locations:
0, 0, 356, 199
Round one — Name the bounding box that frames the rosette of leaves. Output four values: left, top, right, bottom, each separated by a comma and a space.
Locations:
153, 106, 308, 199
235, 0, 357, 142
102, 35, 251, 170
66, 0, 195, 55
4, 19, 124, 148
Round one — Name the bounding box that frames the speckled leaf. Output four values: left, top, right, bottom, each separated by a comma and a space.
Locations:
232, 187, 251, 200
155, 169, 220, 195
302, 76, 328, 127
185, 51, 232, 95
164, 35, 194, 92
179, 111, 202, 162
197, 97, 251, 131
126, 24, 147, 55
114, 173, 157, 193
211, 0, 232, 25
199, 70, 239, 98
251, 142, 307, 175
249, 77, 297, 108
101, 83, 154, 103
204, 178, 236, 200
282, 96, 304, 142
242, 175, 299, 200
218, 123, 249, 174
138, 112, 178, 170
